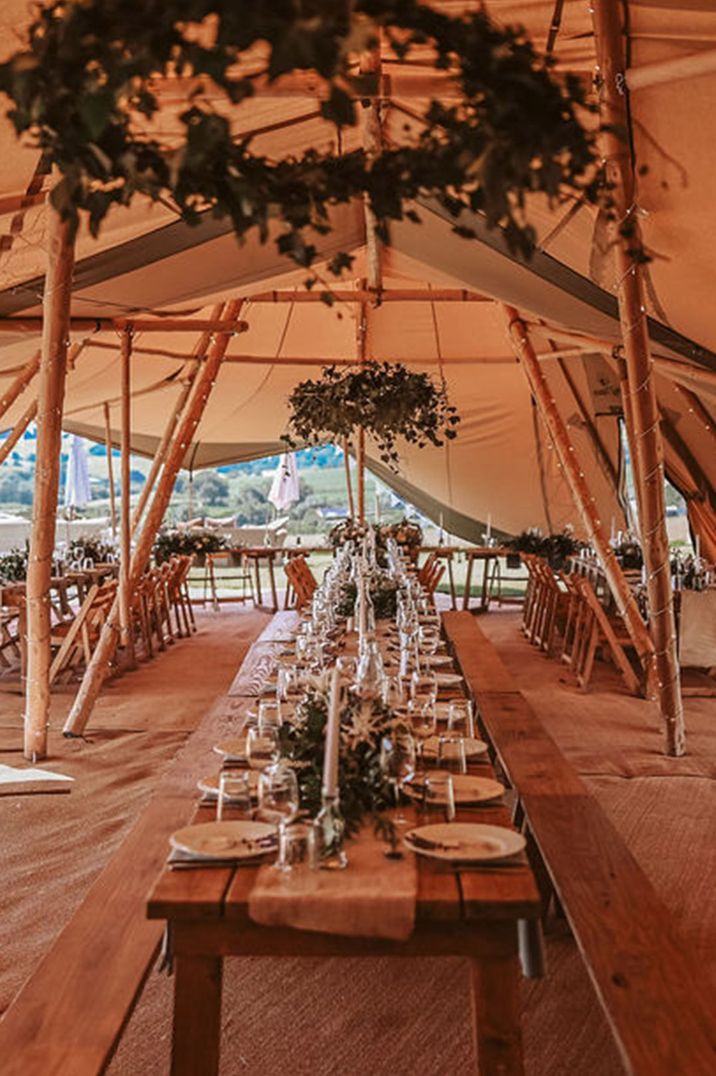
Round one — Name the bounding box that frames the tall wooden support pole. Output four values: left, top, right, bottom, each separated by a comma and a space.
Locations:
342, 437, 355, 519
0, 399, 38, 466
63, 301, 243, 738
503, 306, 655, 669
355, 301, 368, 525
131, 304, 224, 535
0, 350, 41, 425
119, 329, 135, 664
24, 203, 76, 760
103, 402, 117, 538
591, 1, 685, 755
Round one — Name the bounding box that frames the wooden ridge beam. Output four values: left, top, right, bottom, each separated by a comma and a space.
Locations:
245, 287, 490, 303
0, 317, 248, 334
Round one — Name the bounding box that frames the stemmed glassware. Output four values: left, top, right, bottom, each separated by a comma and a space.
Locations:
380, 727, 417, 825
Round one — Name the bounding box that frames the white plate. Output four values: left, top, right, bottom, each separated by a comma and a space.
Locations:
197, 771, 259, 799
435, 672, 464, 688
422, 736, 489, 760
422, 655, 453, 668
404, 823, 525, 863
404, 773, 504, 805
213, 738, 248, 762
170, 820, 277, 861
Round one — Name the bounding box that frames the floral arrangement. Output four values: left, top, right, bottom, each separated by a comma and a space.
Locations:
614, 535, 643, 571
153, 526, 229, 565
379, 518, 423, 551
509, 527, 581, 566
0, 547, 28, 584
328, 519, 384, 552
335, 573, 400, 620
67, 535, 116, 565
284, 361, 459, 469
278, 690, 395, 838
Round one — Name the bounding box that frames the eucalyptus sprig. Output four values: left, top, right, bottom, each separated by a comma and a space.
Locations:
279, 689, 396, 838
284, 361, 459, 467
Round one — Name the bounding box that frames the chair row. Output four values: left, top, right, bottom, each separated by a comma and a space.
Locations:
522, 554, 642, 695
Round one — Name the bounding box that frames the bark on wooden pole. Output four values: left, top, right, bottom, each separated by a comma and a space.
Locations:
0, 350, 41, 425
131, 305, 224, 535
63, 300, 243, 738
591, 0, 685, 755
342, 437, 355, 519
103, 402, 117, 538
24, 202, 76, 760
503, 305, 655, 668
118, 329, 135, 664
0, 399, 38, 467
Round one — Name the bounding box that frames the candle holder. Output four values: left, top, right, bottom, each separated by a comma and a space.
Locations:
312, 791, 348, 870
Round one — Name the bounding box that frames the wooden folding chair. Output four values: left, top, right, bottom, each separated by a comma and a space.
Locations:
568, 575, 641, 695
284, 556, 317, 610
49, 580, 118, 685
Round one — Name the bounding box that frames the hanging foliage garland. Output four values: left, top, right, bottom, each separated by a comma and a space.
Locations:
283, 360, 459, 468
0, 1, 598, 268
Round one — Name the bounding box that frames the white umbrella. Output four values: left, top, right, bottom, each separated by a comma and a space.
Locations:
64, 434, 92, 509
268, 451, 300, 512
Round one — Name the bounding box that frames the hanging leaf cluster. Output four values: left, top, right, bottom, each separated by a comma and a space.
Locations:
283, 361, 459, 467
0, 0, 598, 266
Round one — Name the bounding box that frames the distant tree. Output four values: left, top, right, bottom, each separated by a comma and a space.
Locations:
195, 472, 230, 508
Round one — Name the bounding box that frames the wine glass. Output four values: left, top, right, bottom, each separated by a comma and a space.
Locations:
246, 726, 280, 770
407, 698, 437, 763
418, 624, 440, 656
380, 728, 417, 825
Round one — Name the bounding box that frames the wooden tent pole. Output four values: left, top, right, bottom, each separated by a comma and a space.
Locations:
63, 300, 243, 738
24, 201, 76, 760
0, 399, 38, 467
342, 437, 355, 519
0, 350, 41, 425
503, 305, 655, 668
103, 402, 117, 538
131, 304, 224, 535
591, 0, 685, 756
118, 329, 135, 664
615, 355, 646, 537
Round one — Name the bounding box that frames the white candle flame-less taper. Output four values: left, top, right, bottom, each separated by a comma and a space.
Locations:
322, 664, 341, 798
357, 574, 367, 642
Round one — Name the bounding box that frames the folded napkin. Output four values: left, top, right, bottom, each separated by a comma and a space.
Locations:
249, 825, 417, 940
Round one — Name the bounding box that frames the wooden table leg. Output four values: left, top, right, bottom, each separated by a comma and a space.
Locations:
253, 557, 264, 606
171, 952, 223, 1076
463, 554, 475, 611
481, 555, 493, 612
470, 923, 524, 1075
268, 555, 278, 612
447, 555, 457, 610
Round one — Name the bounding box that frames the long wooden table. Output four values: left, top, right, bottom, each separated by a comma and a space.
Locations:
147, 612, 541, 1076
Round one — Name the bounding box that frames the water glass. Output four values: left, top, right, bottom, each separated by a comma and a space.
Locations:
278, 821, 316, 874
422, 772, 456, 822
411, 670, 438, 706
407, 697, 437, 751
258, 699, 282, 732
447, 700, 475, 739
246, 726, 281, 770
418, 624, 440, 656
437, 736, 468, 775
257, 762, 300, 827
217, 771, 253, 821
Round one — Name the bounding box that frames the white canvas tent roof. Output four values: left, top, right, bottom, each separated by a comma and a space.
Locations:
0, 0, 714, 543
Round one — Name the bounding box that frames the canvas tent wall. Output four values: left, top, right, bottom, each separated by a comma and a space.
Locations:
0, 0, 713, 547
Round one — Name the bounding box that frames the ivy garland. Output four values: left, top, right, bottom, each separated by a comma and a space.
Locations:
0, 1, 597, 269
284, 361, 459, 467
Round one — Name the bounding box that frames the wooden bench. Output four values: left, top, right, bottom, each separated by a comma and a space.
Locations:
0, 618, 274, 1076
442, 611, 716, 1076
